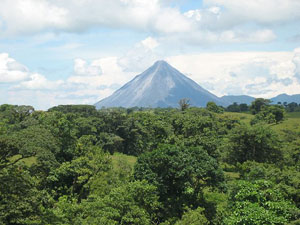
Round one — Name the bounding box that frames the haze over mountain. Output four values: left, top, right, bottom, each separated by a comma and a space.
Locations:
270, 94, 300, 104
95, 60, 228, 108
221, 94, 300, 105
220, 95, 255, 105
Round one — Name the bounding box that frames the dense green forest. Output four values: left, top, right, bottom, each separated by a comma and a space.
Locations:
0, 100, 299, 224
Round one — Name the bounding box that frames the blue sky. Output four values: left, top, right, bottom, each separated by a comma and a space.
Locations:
1, 0, 300, 109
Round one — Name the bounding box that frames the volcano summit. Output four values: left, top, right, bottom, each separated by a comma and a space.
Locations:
95, 60, 228, 108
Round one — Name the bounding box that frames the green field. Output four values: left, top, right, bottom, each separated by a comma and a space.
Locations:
10, 155, 37, 167
224, 111, 300, 134
111, 152, 137, 169
223, 112, 254, 124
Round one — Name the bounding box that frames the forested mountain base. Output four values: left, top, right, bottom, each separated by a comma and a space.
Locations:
0, 103, 299, 224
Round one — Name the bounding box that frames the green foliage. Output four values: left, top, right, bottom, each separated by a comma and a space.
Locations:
47, 137, 111, 199
0, 166, 45, 225
80, 181, 161, 225
284, 102, 300, 112
134, 144, 225, 220
89, 153, 135, 197
117, 111, 172, 155
225, 124, 282, 164
43, 195, 83, 225
251, 105, 285, 124
238, 161, 300, 208
168, 108, 225, 157
206, 102, 224, 113
250, 98, 271, 114
226, 180, 298, 225
175, 207, 209, 225
0, 104, 34, 124
97, 132, 123, 154
1, 104, 299, 224
202, 189, 229, 224
226, 103, 249, 112
48, 105, 98, 117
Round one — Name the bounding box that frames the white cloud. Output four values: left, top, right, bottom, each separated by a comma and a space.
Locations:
0, 0, 190, 36
69, 57, 134, 87
162, 28, 276, 46
2, 40, 300, 110
12, 73, 64, 90
0, 53, 29, 83
0, 52, 63, 90
168, 50, 300, 98
73, 58, 102, 76
292, 51, 300, 82
118, 37, 161, 72
222, 29, 276, 43
204, 0, 300, 25
141, 37, 159, 50
65, 57, 136, 106
0, 0, 287, 45
0, 0, 68, 36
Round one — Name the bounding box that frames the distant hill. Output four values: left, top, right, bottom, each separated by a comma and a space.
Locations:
220, 95, 255, 105
95, 60, 229, 108
270, 94, 300, 104
221, 94, 300, 106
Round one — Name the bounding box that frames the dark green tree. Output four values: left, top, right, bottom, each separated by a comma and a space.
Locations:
80, 181, 161, 225
0, 166, 46, 225
134, 144, 225, 220
206, 102, 224, 113
250, 98, 271, 114
251, 105, 285, 124
226, 102, 241, 112
239, 103, 249, 112
226, 124, 282, 164
47, 136, 111, 199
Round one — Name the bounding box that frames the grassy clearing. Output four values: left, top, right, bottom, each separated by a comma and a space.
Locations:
224, 171, 240, 180
286, 112, 300, 119
271, 112, 300, 135
111, 152, 137, 170
223, 112, 254, 125
10, 155, 37, 167
223, 112, 300, 135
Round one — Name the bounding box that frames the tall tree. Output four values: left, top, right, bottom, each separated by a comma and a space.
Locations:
250, 98, 271, 114
226, 124, 282, 164
134, 144, 225, 220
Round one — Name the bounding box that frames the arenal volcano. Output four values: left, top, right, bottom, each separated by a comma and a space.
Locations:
95, 60, 228, 108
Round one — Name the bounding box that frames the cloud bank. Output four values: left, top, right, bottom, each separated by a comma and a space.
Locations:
2, 0, 299, 44
1, 38, 300, 109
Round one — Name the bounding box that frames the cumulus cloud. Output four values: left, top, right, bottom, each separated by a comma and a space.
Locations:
12, 73, 64, 90
204, 0, 300, 26
118, 37, 161, 72
69, 57, 134, 87
168, 50, 300, 98
141, 37, 159, 50
173, 29, 276, 45
64, 57, 137, 106
0, 0, 68, 36
73, 58, 102, 76
0, 53, 29, 83
292, 49, 300, 82
0, 0, 288, 45
0, 52, 63, 90
0, 54, 119, 109
0, 0, 190, 36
